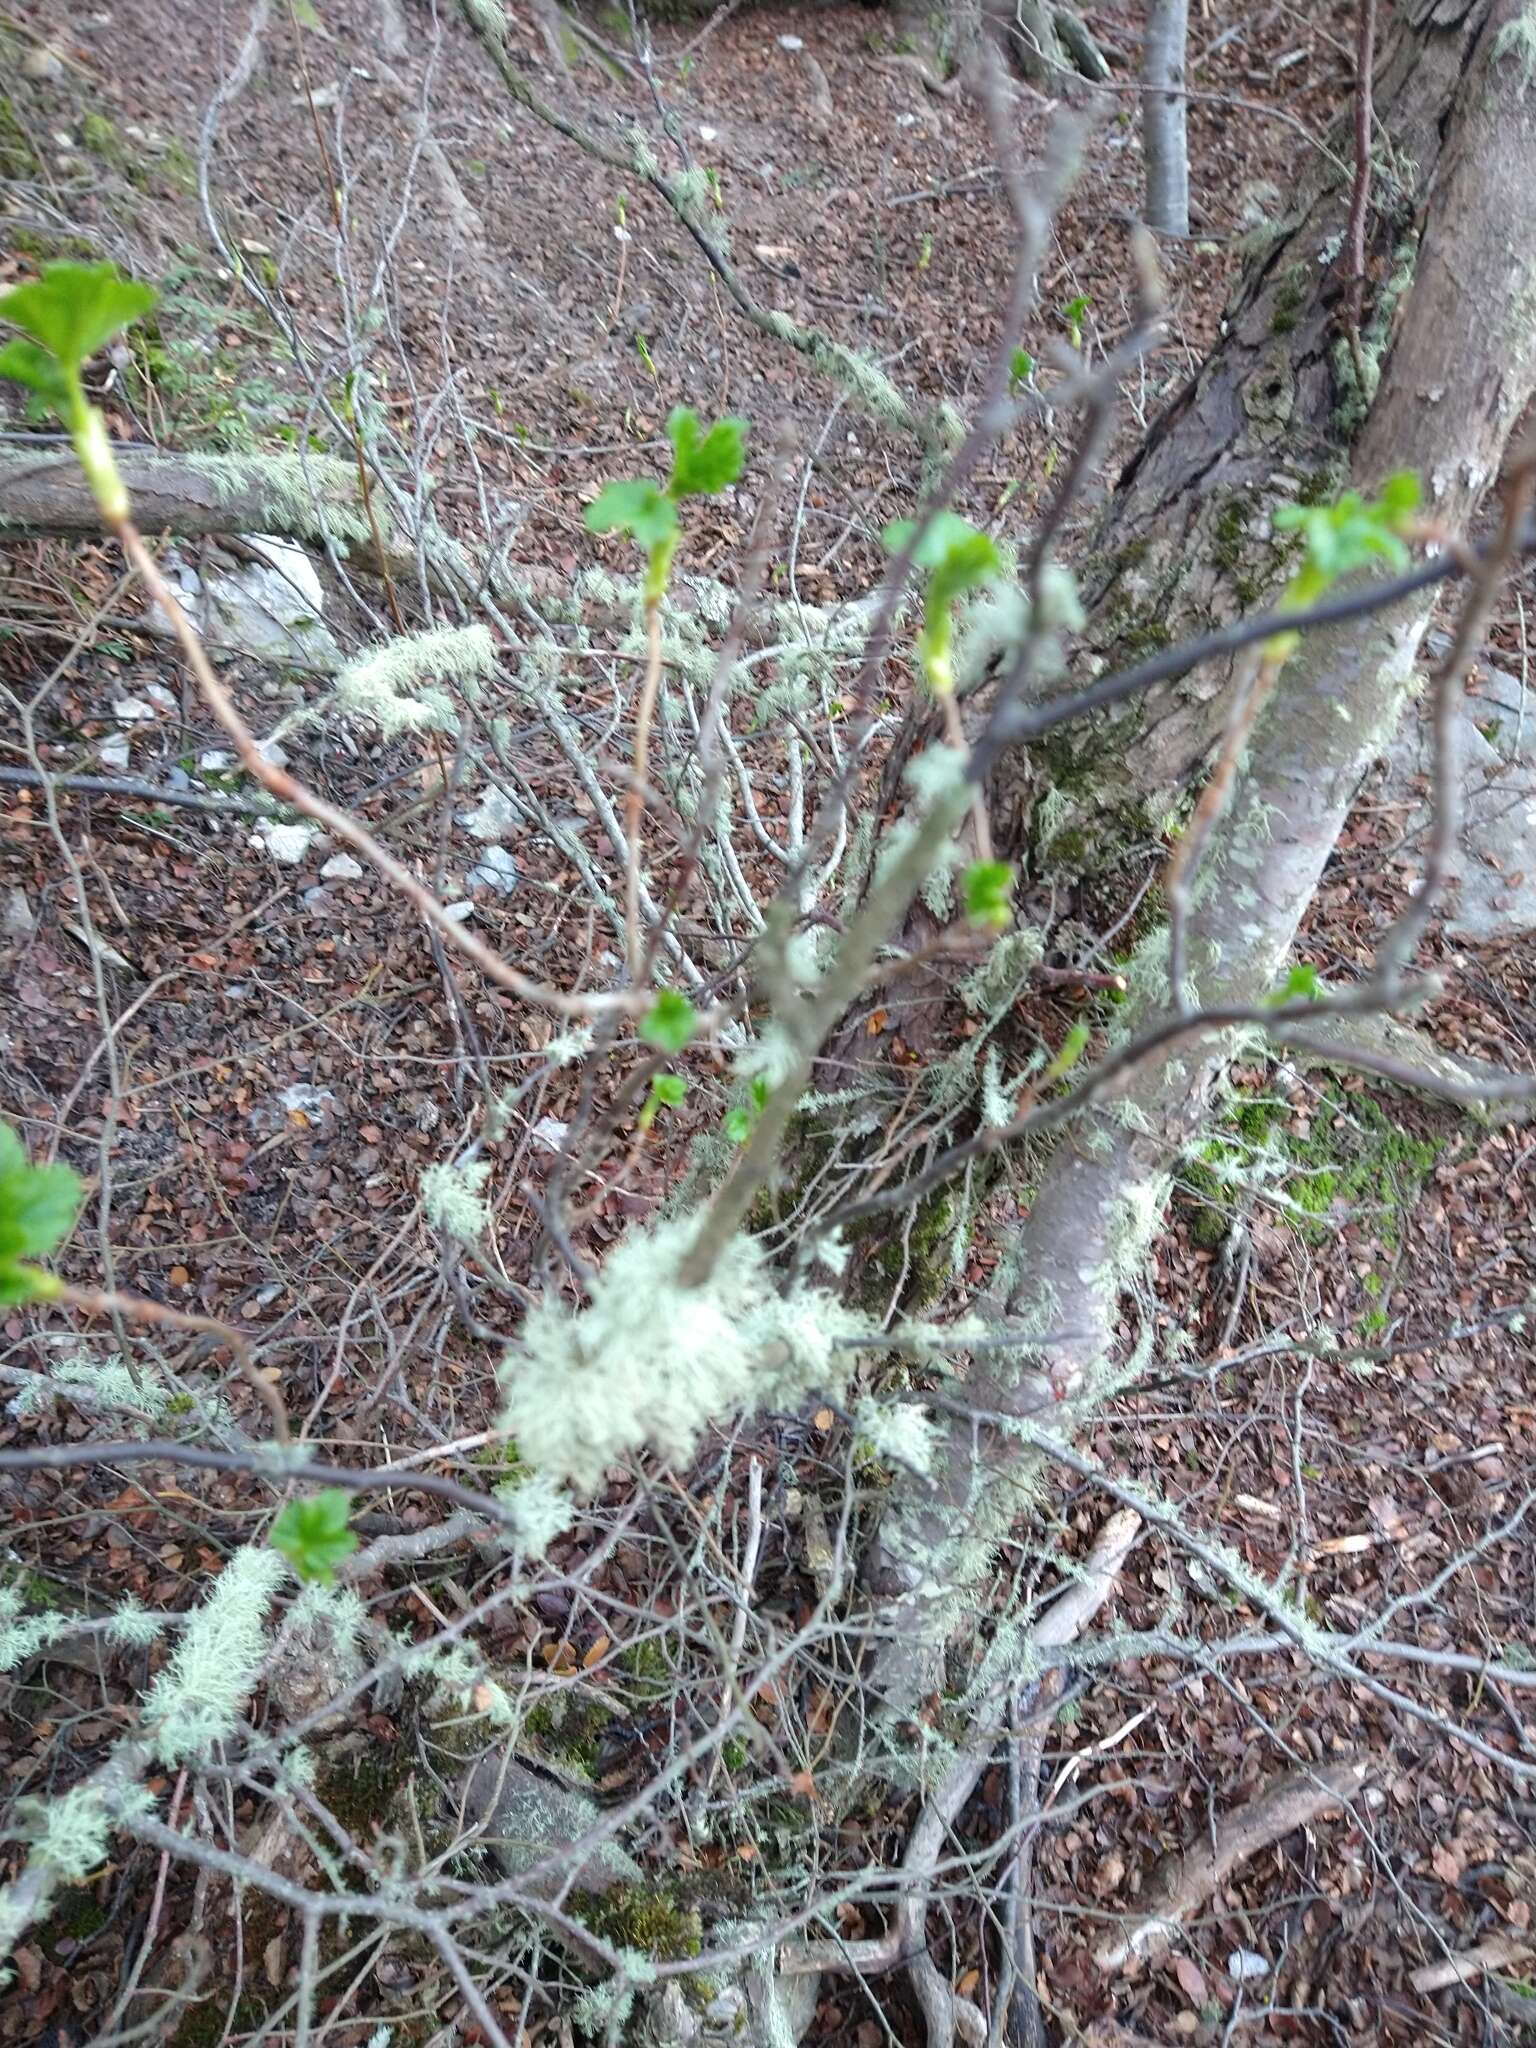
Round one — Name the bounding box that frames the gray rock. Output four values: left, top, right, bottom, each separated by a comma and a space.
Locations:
2, 888, 36, 938
152, 537, 339, 673
461, 1752, 641, 1897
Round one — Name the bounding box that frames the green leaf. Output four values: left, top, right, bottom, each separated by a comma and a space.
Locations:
1008, 347, 1034, 392
0, 338, 70, 410
585, 478, 678, 551
1043, 1019, 1091, 1082
0, 261, 157, 378
962, 859, 1015, 931
1269, 961, 1323, 1004
639, 990, 697, 1054
1375, 470, 1420, 524
290, 0, 325, 26
883, 509, 988, 573
0, 1124, 83, 1278
1273, 472, 1421, 601
723, 1075, 770, 1145
665, 407, 747, 498
651, 1073, 688, 1107
270, 1489, 358, 1584
927, 529, 1003, 624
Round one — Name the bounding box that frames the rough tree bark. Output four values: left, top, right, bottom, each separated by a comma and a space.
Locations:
1141, 0, 1189, 234
989, 0, 1521, 845
871, 0, 1536, 1709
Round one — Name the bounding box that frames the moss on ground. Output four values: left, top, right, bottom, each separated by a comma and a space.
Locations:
573, 1880, 704, 1961
1181, 1079, 1445, 1249
524, 1691, 617, 1775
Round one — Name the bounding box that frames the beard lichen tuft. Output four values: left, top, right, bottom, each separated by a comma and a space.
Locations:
499, 1217, 865, 1492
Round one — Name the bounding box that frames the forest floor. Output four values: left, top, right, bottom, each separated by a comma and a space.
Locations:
1, 1, 1534, 2044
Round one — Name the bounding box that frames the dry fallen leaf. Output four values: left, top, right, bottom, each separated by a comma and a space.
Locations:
1171, 1954, 1207, 2004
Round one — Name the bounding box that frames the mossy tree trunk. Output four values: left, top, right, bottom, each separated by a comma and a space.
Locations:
987, 0, 1516, 848
870, 0, 1536, 1712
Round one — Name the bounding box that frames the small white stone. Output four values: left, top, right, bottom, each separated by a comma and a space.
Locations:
253, 819, 319, 864
468, 844, 519, 895
321, 853, 365, 881
256, 737, 289, 770
143, 682, 178, 713
1227, 1950, 1269, 1983
98, 734, 131, 771
531, 1116, 570, 1155
198, 749, 234, 771
111, 696, 156, 723
460, 785, 520, 843
776, 34, 803, 50
441, 900, 474, 924
699, 124, 718, 142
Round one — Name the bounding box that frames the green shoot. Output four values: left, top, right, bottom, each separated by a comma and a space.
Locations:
1267, 961, 1323, 1005
0, 261, 157, 522
270, 1490, 358, 1584
585, 405, 748, 605
882, 511, 1003, 695
1042, 1020, 1091, 1084
1008, 347, 1035, 394
638, 1071, 688, 1132
962, 859, 1015, 931
0, 1124, 84, 1305
1267, 471, 1420, 657
1060, 294, 1090, 349
639, 989, 698, 1054
723, 1074, 771, 1145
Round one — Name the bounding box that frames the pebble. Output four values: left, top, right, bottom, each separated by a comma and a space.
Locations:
1228, 1950, 1270, 1982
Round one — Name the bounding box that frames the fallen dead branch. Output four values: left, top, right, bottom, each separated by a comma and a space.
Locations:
1094, 1757, 1371, 1972
1409, 1932, 1536, 1995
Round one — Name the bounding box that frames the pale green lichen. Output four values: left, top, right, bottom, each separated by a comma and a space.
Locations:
855, 1396, 941, 1477
332, 624, 494, 737
1494, 4, 1536, 95
7, 1347, 213, 1433
495, 1468, 574, 1559
959, 928, 1046, 1014
0, 1591, 74, 1675
178, 452, 373, 546
106, 1596, 165, 1649
422, 1156, 493, 1243
400, 1638, 515, 1725
499, 1216, 865, 1493
24, 1779, 151, 1881
462, 0, 508, 40
143, 1547, 286, 1763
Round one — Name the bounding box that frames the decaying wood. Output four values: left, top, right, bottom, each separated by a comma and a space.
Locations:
1409, 1932, 1536, 1996
1094, 1758, 1371, 1972
0, 446, 405, 566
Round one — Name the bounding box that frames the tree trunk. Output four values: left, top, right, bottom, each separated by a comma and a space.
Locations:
1141, 0, 1189, 234
872, 0, 1536, 1711
989, 0, 1512, 846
